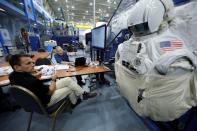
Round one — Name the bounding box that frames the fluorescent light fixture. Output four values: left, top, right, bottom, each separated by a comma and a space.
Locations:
0, 8, 5, 12
19, 2, 24, 5
55, 0, 58, 2
65, 0, 68, 2
89, 2, 93, 6
71, 6, 75, 9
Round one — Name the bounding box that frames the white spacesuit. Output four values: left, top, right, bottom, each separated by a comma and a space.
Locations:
115, 0, 197, 121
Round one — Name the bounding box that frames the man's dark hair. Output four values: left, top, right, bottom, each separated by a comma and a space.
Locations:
20, 28, 26, 33
4, 54, 12, 63
9, 54, 31, 69
37, 48, 46, 52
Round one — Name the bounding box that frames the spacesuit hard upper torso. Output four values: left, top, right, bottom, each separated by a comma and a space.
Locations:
115, 0, 197, 121
145, 29, 185, 62
115, 28, 197, 121
116, 28, 196, 75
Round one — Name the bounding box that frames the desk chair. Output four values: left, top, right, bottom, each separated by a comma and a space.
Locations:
9, 85, 71, 131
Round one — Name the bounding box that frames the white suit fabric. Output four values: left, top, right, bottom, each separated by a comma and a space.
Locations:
170, 1, 197, 52
155, 49, 197, 75
115, 12, 197, 121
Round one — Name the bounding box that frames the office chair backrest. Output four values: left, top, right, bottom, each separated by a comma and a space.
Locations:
10, 85, 47, 115
35, 58, 51, 66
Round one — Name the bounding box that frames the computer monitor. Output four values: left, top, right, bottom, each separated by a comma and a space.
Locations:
91, 24, 106, 49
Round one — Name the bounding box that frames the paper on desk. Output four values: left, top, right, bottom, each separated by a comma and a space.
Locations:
34, 65, 55, 76
0, 66, 13, 76
0, 80, 10, 85
54, 64, 69, 70
40, 75, 52, 79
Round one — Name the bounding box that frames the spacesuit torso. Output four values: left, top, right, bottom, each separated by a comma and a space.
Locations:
115, 28, 197, 121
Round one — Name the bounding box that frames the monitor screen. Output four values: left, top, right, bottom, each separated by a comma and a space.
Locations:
91, 25, 106, 49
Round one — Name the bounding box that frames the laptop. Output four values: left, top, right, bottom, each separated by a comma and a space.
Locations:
75, 57, 86, 66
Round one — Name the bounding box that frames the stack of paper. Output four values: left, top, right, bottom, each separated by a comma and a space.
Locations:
54, 65, 69, 70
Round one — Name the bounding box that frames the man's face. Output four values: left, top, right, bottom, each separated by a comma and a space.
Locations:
14, 57, 35, 73
56, 47, 64, 56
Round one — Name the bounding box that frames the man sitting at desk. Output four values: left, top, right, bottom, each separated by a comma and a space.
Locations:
54, 46, 85, 85
8, 54, 97, 107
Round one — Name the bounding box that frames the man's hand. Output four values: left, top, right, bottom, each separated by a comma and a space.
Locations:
31, 70, 42, 79
51, 74, 57, 81
48, 74, 57, 95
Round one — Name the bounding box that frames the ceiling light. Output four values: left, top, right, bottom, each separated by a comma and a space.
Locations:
86, 10, 88, 13
0, 8, 5, 12
99, 9, 101, 12
89, 2, 93, 6
55, 0, 58, 2
114, 1, 117, 4
65, 0, 68, 2
72, 13, 74, 15
108, 6, 111, 9
58, 8, 60, 11
106, 14, 109, 17
107, 0, 111, 3
71, 6, 75, 9
19, 2, 24, 5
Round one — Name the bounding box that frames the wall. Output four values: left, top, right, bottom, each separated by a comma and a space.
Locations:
0, 12, 28, 45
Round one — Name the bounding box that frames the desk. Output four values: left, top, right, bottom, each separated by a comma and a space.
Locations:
0, 65, 110, 86
56, 66, 110, 78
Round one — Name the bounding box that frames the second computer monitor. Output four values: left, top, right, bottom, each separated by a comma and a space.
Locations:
91, 24, 106, 49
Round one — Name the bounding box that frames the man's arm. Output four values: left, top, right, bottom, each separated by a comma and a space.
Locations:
54, 54, 62, 64
47, 75, 57, 95
31, 69, 42, 79
60, 52, 70, 64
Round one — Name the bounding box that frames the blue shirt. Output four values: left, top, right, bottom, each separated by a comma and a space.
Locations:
54, 52, 69, 63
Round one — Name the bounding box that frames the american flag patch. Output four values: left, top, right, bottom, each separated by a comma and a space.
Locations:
160, 40, 183, 53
